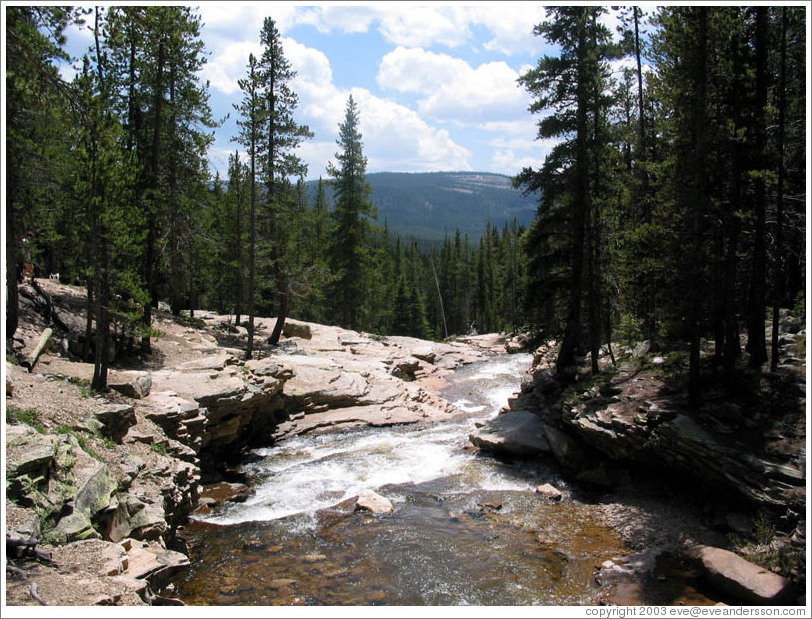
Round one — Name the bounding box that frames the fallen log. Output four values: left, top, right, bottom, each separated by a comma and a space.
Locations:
22, 327, 53, 372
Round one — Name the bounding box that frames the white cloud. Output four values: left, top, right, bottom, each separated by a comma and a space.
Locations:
294, 5, 379, 35
198, 3, 300, 44
377, 5, 474, 49
469, 3, 549, 56
346, 88, 472, 173
490, 146, 551, 176
286, 3, 547, 55
201, 40, 263, 96
376, 47, 467, 93
377, 47, 530, 123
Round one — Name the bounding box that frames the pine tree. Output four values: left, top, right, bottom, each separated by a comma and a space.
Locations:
327, 95, 377, 330
5, 6, 75, 341
256, 17, 313, 344
517, 6, 617, 375
233, 53, 263, 358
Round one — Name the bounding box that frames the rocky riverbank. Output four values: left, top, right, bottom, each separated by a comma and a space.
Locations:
4, 278, 509, 606
4, 278, 807, 607
470, 331, 807, 604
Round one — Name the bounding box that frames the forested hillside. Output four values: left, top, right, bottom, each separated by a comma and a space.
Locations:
6, 5, 807, 405
306, 171, 537, 241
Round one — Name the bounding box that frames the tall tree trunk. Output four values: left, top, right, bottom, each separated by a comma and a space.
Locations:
169, 63, 183, 317
6, 180, 20, 342
556, 16, 590, 375
687, 7, 709, 407
268, 261, 287, 345
770, 7, 788, 372
142, 37, 165, 353
746, 7, 769, 368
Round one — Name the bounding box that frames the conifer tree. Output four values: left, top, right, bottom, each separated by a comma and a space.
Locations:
256, 17, 313, 344
516, 6, 617, 375
327, 95, 377, 330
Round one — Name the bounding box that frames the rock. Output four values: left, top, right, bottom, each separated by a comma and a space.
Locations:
283, 320, 312, 340
725, 513, 754, 536
107, 495, 168, 543
688, 545, 795, 605
535, 483, 563, 500
541, 422, 587, 469
633, 340, 651, 358
198, 481, 253, 506
43, 435, 119, 543
109, 373, 152, 399
355, 490, 394, 514
469, 410, 550, 458
6, 425, 57, 481
392, 358, 421, 379
92, 403, 136, 442
122, 539, 190, 582
411, 347, 436, 364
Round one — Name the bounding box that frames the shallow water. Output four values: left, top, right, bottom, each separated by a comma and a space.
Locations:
171, 353, 722, 606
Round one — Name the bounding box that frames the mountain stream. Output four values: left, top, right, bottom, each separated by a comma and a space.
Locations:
171, 353, 720, 606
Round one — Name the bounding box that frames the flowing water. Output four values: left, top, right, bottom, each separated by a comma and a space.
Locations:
171, 354, 719, 606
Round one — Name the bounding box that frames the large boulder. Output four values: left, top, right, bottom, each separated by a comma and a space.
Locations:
92, 404, 137, 442
282, 320, 312, 340
50, 436, 119, 543
469, 410, 550, 458
6, 425, 58, 505
109, 372, 152, 399
688, 545, 796, 605
107, 496, 168, 543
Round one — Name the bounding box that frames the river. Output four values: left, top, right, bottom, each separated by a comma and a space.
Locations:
170, 353, 720, 607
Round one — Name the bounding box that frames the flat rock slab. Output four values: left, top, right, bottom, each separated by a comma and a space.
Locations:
469, 410, 550, 458
689, 544, 796, 605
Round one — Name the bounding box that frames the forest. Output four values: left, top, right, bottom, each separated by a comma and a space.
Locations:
5, 6, 807, 403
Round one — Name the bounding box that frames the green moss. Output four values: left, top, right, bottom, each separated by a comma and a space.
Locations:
151, 441, 168, 456
6, 405, 45, 433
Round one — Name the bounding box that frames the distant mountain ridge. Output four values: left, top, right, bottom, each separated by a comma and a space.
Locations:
307, 171, 539, 241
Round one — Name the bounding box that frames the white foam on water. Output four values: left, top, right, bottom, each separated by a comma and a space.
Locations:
452, 398, 486, 413
202, 427, 471, 525
199, 353, 536, 526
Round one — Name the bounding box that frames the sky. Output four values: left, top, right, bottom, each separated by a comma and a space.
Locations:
57, 1, 565, 181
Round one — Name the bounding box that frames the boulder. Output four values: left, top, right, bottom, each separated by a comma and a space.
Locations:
50, 436, 119, 543
355, 490, 394, 514
92, 403, 137, 442
107, 496, 168, 543
122, 539, 190, 583
109, 373, 152, 399
469, 410, 550, 458
688, 545, 796, 605
535, 483, 563, 500
282, 321, 312, 340
6, 425, 57, 481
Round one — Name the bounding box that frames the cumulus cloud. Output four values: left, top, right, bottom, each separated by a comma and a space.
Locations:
200, 40, 263, 96
490, 145, 551, 177
377, 47, 530, 123
339, 88, 472, 173
468, 3, 549, 56
287, 3, 548, 55
294, 5, 379, 35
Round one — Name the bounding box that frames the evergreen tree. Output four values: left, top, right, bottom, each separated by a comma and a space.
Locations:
256, 17, 313, 344
233, 53, 262, 357
327, 95, 377, 330
5, 6, 75, 341
516, 6, 617, 375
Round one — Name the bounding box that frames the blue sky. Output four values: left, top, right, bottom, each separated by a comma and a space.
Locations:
58, 2, 564, 181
